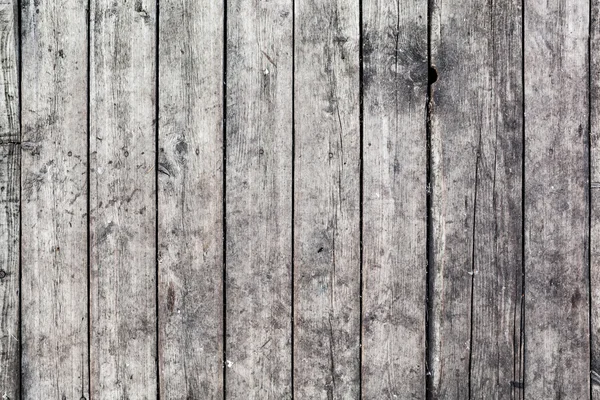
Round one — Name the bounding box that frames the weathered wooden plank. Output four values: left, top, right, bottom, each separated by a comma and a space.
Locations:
0, 143, 19, 400
225, 0, 293, 397
361, 1, 427, 398
294, 0, 360, 397
429, 0, 524, 397
0, 1, 19, 398
524, 0, 590, 398
157, 0, 224, 397
589, 0, 600, 396
20, 0, 89, 398
89, 0, 157, 398
0, 0, 18, 143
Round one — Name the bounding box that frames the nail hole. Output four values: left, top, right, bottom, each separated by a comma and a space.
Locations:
429, 66, 438, 84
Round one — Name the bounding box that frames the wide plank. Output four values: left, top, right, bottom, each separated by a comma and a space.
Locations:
21, 0, 89, 397
428, 0, 524, 397
157, 0, 224, 397
225, 0, 293, 397
0, 1, 19, 398
524, 0, 590, 397
89, 0, 157, 397
361, 0, 427, 398
294, 0, 361, 397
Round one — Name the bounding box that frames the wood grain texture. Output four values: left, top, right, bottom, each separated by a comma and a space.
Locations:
20, 0, 89, 398
361, 1, 427, 398
429, 0, 524, 397
0, 1, 19, 398
294, 0, 360, 397
157, 0, 224, 398
0, 0, 18, 143
0, 144, 19, 400
89, 0, 157, 398
524, 0, 590, 398
225, 0, 293, 397
590, 0, 600, 396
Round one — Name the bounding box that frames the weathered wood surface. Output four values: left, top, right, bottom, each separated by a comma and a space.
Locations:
590, 0, 600, 396
429, 0, 524, 398
157, 0, 224, 397
361, 0, 427, 398
294, 0, 360, 398
525, 0, 590, 398
89, 0, 157, 398
21, 0, 89, 398
0, 1, 19, 399
3, 1, 599, 398
225, 0, 293, 397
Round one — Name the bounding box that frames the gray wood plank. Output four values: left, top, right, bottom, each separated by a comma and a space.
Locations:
294, 0, 360, 397
589, 0, 600, 396
0, 1, 19, 398
225, 0, 293, 397
0, 144, 19, 400
524, 0, 590, 397
361, 1, 427, 398
20, 0, 89, 398
0, 0, 18, 143
89, 1, 157, 398
429, 0, 524, 397
157, 0, 224, 397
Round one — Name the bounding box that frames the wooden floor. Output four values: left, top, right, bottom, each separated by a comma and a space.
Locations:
0, 0, 598, 398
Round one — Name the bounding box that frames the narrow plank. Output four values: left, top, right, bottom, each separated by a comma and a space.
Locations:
294, 0, 361, 397
89, 0, 157, 398
0, 1, 19, 398
361, 0, 427, 398
225, 0, 293, 397
21, 0, 89, 398
524, 0, 590, 397
157, 0, 224, 397
589, 0, 600, 396
428, 0, 524, 397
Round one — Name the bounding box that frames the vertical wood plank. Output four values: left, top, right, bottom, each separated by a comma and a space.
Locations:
225, 0, 293, 397
157, 0, 224, 397
524, 0, 590, 397
294, 0, 360, 397
429, 0, 524, 397
592, 0, 600, 396
0, 1, 19, 398
361, 0, 427, 398
89, 0, 157, 398
21, 0, 89, 398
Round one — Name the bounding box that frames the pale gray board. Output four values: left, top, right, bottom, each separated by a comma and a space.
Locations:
524, 0, 590, 398
157, 0, 224, 397
428, 0, 524, 398
20, 0, 89, 398
89, 0, 157, 398
0, 1, 19, 399
225, 0, 293, 398
361, 0, 427, 398
293, 0, 361, 398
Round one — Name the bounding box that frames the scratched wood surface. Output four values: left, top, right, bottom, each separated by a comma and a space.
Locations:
1, 0, 598, 399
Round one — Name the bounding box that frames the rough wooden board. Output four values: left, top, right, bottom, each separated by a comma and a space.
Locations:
0, 2, 19, 399
361, 0, 427, 398
294, 0, 360, 397
20, 0, 89, 398
225, 0, 293, 397
0, 0, 18, 143
429, 0, 524, 397
157, 0, 224, 397
89, 0, 157, 398
590, 0, 600, 396
524, 0, 590, 398
0, 144, 19, 400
